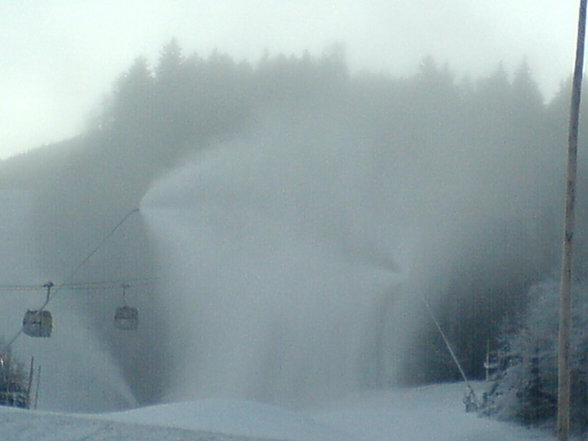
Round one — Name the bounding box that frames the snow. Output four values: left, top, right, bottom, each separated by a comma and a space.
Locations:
0, 406, 262, 441
100, 399, 351, 441
309, 383, 552, 441
0, 383, 554, 441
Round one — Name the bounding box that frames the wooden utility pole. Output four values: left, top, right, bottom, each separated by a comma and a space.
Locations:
558, 1, 587, 439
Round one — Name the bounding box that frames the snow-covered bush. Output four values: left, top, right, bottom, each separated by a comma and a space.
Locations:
486, 279, 588, 429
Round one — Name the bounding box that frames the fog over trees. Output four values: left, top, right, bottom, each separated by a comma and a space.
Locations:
0, 41, 586, 416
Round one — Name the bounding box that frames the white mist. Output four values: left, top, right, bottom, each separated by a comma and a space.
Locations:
141, 116, 414, 408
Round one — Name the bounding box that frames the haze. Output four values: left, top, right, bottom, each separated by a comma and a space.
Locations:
0, 0, 577, 159
1, 1, 587, 428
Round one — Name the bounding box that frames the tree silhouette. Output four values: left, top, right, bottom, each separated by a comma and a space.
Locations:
111, 57, 155, 133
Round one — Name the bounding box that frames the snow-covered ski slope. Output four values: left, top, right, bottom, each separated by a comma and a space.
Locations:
0, 406, 272, 441
0, 383, 553, 441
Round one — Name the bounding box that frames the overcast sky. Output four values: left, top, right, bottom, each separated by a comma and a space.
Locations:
0, 0, 579, 159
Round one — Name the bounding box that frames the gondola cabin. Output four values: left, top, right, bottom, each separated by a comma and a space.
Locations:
22, 310, 52, 338
114, 305, 138, 330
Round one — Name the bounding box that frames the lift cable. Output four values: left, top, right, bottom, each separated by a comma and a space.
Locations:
0, 277, 157, 293
59, 278, 156, 291
55, 208, 141, 305
4, 208, 141, 349
0, 285, 47, 292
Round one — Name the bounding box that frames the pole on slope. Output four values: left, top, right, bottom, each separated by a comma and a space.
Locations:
26, 357, 34, 409
33, 365, 41, 410
422, 295, 480, 410
558, 1, 587, 439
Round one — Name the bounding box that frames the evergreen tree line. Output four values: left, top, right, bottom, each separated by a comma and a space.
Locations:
1, 39, 586, 405
484, 279, 588, 432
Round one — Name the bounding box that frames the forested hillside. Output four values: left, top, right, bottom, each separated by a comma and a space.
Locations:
0, 40, 584, 406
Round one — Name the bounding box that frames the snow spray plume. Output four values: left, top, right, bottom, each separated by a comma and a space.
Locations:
141, 112, 411, 407
141, 100, 560, 406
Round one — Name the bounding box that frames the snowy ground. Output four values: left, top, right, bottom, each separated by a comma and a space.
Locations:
0, 383, 553, 441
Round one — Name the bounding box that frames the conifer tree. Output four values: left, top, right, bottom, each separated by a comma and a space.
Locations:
111, 56, 155, 133
0, 348, 29, 408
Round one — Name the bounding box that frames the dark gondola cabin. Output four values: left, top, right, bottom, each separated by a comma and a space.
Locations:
22, 310, 52, 338
114, 283, 138, 330
114, 305, 138, 330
